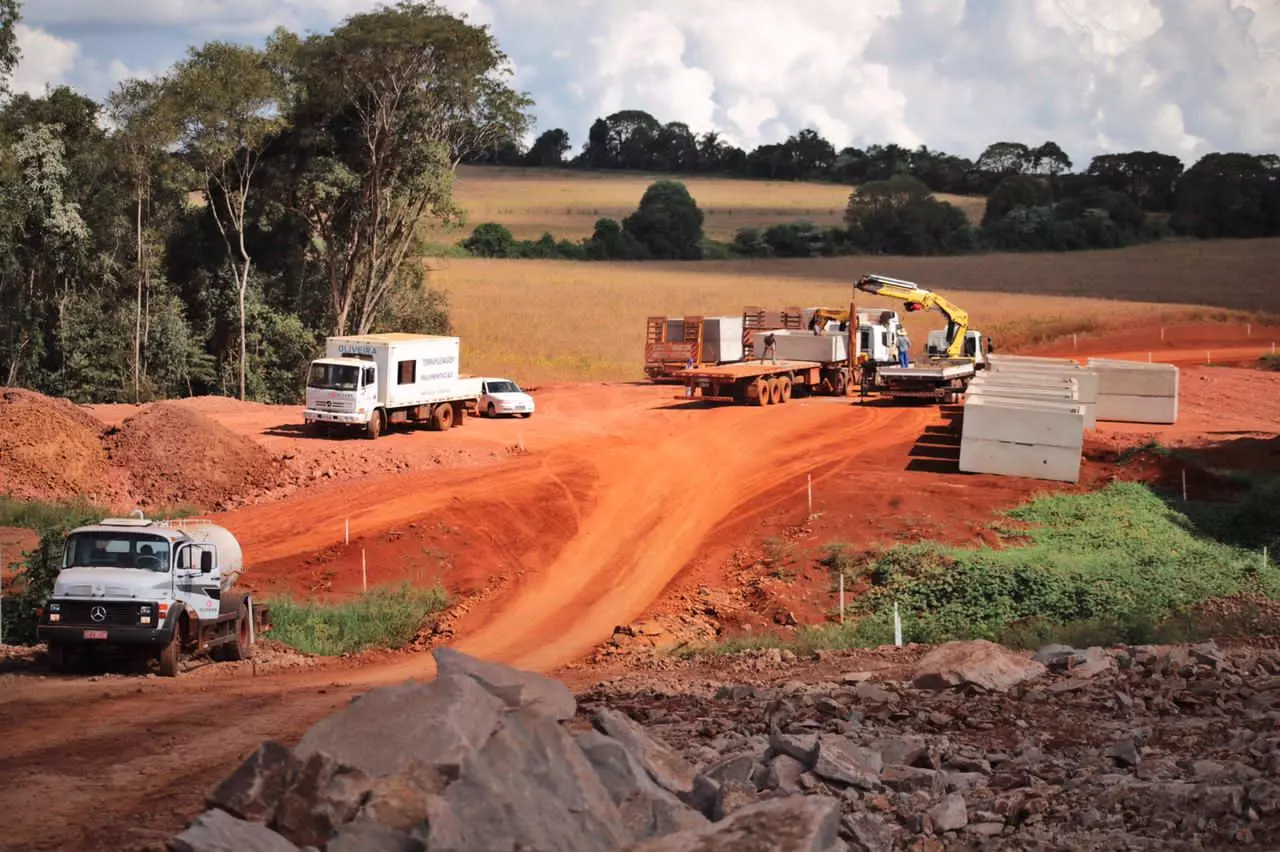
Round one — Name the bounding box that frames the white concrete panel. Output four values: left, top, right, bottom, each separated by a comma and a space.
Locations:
967, 389, 1095, 429
959, 435, 1082, 483
1094, 393, 1179, 424
1087, 363, 1178, 397
988, 354, 1081, 368
702, 316, 744, 363
962, 397, 1085, 449
986, 366, 1099, 402
768, 330, 849, 364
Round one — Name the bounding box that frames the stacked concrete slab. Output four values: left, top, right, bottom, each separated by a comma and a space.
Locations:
767, 329, 849, 363
1085, 358, 1179, 424
957, 353, 1179, 483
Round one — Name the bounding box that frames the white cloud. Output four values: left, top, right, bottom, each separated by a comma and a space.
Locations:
11, 24, 81, 96
16, 0, 1280, 164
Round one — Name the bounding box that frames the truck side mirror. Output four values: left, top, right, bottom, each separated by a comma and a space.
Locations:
200, 551, 213, 573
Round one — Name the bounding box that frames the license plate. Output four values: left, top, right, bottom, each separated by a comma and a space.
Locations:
83, 629, 108, 640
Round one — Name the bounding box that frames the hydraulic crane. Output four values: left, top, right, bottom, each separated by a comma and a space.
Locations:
853, 273, 979, 362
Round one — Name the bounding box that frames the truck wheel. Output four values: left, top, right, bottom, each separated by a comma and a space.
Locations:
310, 421, 331, 438
779, 376, 793, 403
367, 409, 384, 440
431, 403, 455, 431
753, 377, 771, 406
225, 604, 254, 661
833, 371, 848, 397
47, 641, 69, 674
768, 377, 783, 405
486, 402, 497, 418
156, 626, 181, 678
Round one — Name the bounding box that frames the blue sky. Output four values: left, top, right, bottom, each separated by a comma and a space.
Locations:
13, 0, 1280, 165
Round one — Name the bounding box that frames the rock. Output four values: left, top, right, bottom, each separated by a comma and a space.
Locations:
326, 822, 423, 852
206, 741, 300, 823
433, 646, 576, 720
712, 780, 759, 821
852, 682, 895, 705
1106, 738, 1141, 768
594, 707, 698, 798
272, 752, 373, 848
700, 752, 761, 788
1190, 641, 1225, 670
869, 735, 929, 768
880, 765, 942, 794
427, 708, 632, 852
769, 732, 819, 767
353, 761, 448, 831
815, 697, 846, 718
842, 811, 899, 852
763, 754, 807, 794
170, 809, 299, 852
811, 735, 883, 790
928, 793, 968, 832
626, 795, 845, 852
911, 641, 1046, 692
577, 729, 709, 840
1032, 644, 1077, 668
293, 675, 504, 779
841, 672, 874, 684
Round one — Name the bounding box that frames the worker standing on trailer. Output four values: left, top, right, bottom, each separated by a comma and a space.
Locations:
684, 356, 695, 398
897, 329, 910, 368
761, 332, 777, 364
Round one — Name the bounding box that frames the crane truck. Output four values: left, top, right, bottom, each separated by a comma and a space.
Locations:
853, 274, 990, 403
35, 511, 267, 677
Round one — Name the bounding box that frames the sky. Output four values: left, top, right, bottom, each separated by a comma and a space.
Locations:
12, 0, 1280, 166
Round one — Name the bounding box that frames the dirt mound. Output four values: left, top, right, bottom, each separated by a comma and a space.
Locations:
103, 403, 291, 510
0, 388, 117, 504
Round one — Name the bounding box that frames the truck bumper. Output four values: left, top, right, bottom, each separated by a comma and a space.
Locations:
304, 409, 367, 425
38, 622, 174, 647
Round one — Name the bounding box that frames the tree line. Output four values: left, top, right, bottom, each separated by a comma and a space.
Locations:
473, 110, 1280, 244
0, 0, 530, 405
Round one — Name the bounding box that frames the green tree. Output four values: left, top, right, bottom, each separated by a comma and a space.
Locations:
982, 174, 1053, 227
0, 0, 20, 97
165, 42, 286, 400
524, 129, 570, 167
621, 180, 704, 259
279, 0, 532, 335
1172, 153, 1277, 238
462, 222, 520, 257
976, 141, 1031, 175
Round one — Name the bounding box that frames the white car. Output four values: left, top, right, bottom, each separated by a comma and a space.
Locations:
478, 378, 536, 418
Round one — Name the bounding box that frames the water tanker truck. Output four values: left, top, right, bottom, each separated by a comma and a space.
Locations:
36, 511, 267, 677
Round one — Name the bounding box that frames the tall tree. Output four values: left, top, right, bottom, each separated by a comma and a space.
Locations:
105, 78, 177, 402
0, 0, 20, 97
524, 128, 570, 167
165, 42, 284, 400
281, 1, 531, 335
976, 141, 1031, 174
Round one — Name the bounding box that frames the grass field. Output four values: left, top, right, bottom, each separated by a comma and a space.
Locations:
432, 165, 988, 241
423, 166, 1280, 384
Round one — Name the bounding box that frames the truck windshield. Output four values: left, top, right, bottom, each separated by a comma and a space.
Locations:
63, 533, 171, 572
309, 363, 360, 391
486, 381, 520, 394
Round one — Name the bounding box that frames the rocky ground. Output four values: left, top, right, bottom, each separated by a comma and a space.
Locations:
165, 638, 1280, 851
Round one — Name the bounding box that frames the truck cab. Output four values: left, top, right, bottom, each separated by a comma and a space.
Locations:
305, 356, 378, 432
925, 329, 989, 367
36, 513, 264, 676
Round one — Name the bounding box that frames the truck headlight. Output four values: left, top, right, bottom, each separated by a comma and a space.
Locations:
49, 613, 60, 623
139, 604, 152, 625
49, 603, 60, 612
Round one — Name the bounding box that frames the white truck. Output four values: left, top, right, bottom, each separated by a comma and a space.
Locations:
304, 333, 482, 438
36, 511, 267, 677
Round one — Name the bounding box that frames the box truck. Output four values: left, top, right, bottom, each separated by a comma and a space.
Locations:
303, 333, 482, 438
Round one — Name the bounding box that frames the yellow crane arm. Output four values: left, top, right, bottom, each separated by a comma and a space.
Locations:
853, 274, 970, 359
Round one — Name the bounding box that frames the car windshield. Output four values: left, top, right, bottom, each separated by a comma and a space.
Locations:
309, 363, 360, 391
63, 532, 171, 572
486, 381, 520, 394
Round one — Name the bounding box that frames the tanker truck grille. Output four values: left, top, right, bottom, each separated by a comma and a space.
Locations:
56, 601, 154, 625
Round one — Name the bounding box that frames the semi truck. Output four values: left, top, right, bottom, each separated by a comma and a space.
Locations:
36, 511, 267, 677
678, 301, 898, 404
644, 308, 804, 380
304, 333, 482, 438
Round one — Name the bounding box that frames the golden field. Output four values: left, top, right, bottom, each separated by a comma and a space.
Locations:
432, 165, 988, 241
422, 166, 1280, 383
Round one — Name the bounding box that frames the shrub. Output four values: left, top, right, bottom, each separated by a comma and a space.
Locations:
267, 582, 449, 656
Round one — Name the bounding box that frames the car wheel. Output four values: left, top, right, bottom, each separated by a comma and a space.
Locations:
487, 403, 497, 418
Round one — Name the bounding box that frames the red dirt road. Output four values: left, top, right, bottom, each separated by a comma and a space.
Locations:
0, 323, 1278, 851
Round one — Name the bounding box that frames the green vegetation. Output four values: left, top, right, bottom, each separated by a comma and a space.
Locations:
1259, 354, 1280, 372
266, 583, 450, 656
686, 479, 1280, 656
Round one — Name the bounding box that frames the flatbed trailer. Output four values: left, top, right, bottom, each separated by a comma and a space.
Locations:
861, 359, 976, 403
680, 358, 854, 405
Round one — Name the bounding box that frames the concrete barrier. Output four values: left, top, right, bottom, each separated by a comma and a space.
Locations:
987, 354, 1081, 368
767, 329, 849, 363
1085, 358, 1178, 424
959, 397, 1085, 483
967, 386, 1095, 429
976, 369, 1099, 404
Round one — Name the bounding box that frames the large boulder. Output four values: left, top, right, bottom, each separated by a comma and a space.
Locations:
425, 708, 634, 852
169, 808, 299, 852
577, 730, 710, 839
293, 674, 505, 778
593, 707, 699, 798
911, 640, 1046, 692
434, 645, 577, 720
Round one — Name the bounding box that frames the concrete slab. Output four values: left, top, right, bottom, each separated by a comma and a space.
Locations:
959, 435, 1082, 483
962, 397, 1085, 449
975, 370, 1098, 403
702, 316, 744, 363
988, 354, 1081, 368
768, 330, 849, 364
1095, 393, 1178, 424
967, 388, 1095, 429
1087, 362, 1178, 398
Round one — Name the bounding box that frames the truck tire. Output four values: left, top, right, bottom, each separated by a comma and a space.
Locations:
779, 375, 793, 403
367, 409, 384, 440
431, 403, 455, 431
225, 603, 254, 662
310, 421, 331, 438
156, 625, 181, 678
768, 377, 782, 405
47, 641, 69, 674
753, 377, 770, 406
486, 402, 497, 418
